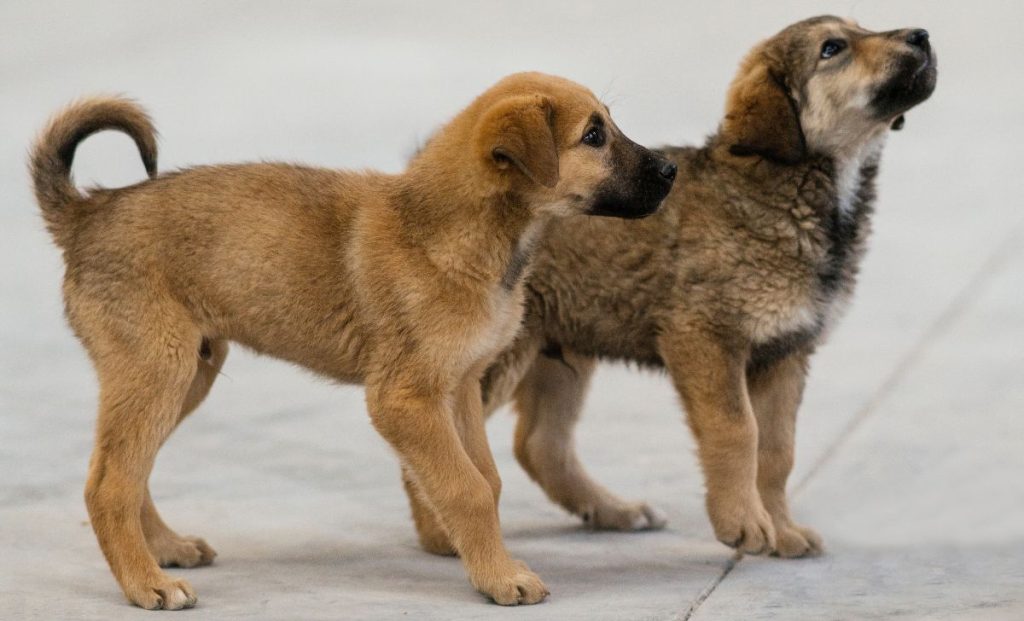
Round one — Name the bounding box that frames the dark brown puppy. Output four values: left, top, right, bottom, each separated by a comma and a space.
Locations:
30, 73, 675, 609
473, 17, 937, 558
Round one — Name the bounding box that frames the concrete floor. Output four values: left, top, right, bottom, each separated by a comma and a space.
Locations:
2, 2, 1022, 619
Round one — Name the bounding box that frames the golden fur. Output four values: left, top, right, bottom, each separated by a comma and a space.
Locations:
30, 73, 674, 609
475, 17, 937, 559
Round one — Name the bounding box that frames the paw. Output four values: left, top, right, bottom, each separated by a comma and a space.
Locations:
124, 574, 197, 610
148, 534, 217, 568
417, 530, 457, 557
772, 522, 824, 558
581, 501, 668, 532
471, 559, 549, 606
707, 493, 777, 555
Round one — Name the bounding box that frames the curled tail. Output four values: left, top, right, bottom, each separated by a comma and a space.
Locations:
30, 96, 158, 246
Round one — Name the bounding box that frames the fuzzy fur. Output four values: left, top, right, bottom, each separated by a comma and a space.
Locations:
31, 72, 675, 609
475, 17, 937, 559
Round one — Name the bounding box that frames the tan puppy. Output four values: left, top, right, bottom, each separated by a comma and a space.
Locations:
31, 73, 677, 609
477, 17, 937, 558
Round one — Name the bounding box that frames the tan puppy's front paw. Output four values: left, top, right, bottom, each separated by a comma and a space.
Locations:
581, 500, 668, 532
124, 573, 197, 610
772, 521, 823, 558
708, 493, 777, 555
148, 534, 217, 568
471, 559, 549, 606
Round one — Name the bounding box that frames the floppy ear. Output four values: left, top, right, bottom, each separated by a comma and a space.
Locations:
477, 94, 559, 188
721, 55, 806, 164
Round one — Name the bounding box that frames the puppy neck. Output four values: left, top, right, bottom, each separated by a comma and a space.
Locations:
828, 130, 886, 216
393, 159, 543, 289
711, 129, 885, 218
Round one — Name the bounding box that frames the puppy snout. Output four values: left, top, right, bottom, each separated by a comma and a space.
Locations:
657, 160, 678, 182
906, 28, 929, 50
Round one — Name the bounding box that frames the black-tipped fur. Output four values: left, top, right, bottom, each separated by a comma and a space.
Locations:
30, 97, 158, 245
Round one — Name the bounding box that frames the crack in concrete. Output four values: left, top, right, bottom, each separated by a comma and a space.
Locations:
675, 217, 1024, 620
677, 552, 741, 621
792, 218, 1024, 498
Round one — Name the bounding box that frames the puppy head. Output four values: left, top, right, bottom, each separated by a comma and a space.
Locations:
721, 15, 937, 164
470, 72, 676, 219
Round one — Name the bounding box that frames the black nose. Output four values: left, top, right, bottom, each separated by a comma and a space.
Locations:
658, 160, 677, 181
906, 29, 929, 48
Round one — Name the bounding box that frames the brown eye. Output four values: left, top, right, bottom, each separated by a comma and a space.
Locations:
582, 127, 605, 147
820, 39, 847, 59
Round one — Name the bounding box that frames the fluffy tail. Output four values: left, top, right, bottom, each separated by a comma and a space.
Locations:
30, 96, 158, 246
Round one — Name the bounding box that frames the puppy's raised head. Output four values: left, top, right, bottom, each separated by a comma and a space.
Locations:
721, 15, 938, 164
418, 72, 676, 219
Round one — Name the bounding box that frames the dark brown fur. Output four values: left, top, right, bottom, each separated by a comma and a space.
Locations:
473, 17, 937, 558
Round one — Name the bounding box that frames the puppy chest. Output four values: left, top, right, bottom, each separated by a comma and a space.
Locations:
743, 269, 856, 361
742, 211, 864, 346
743, 292, 820, 344
460, 290, 526, 366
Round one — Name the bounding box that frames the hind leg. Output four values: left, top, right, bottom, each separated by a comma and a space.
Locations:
82, 314, 205, 610
513, 350, 667, 531
142, 339, 227, 568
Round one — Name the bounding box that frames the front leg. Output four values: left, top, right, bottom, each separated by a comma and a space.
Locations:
747, 352, 823, 558
403, 372, 505, 557
366, 372, 547, 606
660, 330, 776, 554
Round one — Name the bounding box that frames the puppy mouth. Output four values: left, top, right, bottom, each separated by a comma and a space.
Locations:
871, 51, 937, 119
912, 53, 932, 77
587, 201, 661, 220
586, 174, 674, 220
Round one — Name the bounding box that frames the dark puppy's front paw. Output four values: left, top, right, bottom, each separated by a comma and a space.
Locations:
149, 534, 217, 568
772, 522, 824, 558
708, 492, 777, 555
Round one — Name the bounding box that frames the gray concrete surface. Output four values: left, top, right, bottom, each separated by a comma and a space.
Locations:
2, 2, 1022, 619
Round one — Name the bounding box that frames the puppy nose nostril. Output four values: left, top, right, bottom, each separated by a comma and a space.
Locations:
906, 29, 929, 48
658, 161, 678, 181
